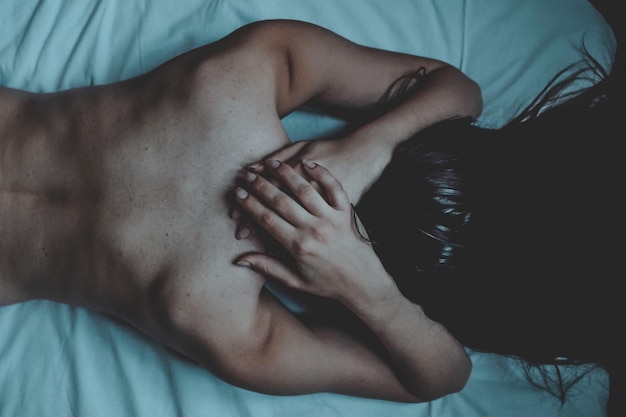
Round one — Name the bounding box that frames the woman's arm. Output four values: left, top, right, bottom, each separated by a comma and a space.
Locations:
230, 159, 471, 401
237, 19, 482, 203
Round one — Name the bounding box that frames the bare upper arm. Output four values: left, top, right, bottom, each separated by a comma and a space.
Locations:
230, 20, 451, 117
205, 287, 422, 403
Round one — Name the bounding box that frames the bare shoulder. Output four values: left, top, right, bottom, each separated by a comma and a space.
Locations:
223, 20, 359, 111
215, 19, 451, 115
206, 20, 317, 114
226, 19, 329, 46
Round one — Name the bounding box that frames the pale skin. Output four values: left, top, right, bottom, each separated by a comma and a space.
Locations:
0, 20, 481, 402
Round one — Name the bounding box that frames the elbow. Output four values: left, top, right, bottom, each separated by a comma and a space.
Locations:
201, 341, 274, 395
449, 354, 473, 395
406, 352, 473, 402
469, 80, 483, 121
432, 64, 484, 125
429, 353, 473, 401
444, 64, 483, 121
413, 374, 471, 403
461, 74, 483, 121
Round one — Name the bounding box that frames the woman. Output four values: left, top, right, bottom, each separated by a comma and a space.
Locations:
233, 51, 623, 414
0, 20, 482, 402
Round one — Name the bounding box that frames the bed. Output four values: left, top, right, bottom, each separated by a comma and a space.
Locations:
0, 1, 617, 416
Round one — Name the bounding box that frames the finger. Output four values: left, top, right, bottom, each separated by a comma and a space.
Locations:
235, 253, 304, 291
231, 208, 257, 239
235, 222, 257, 240
229, 206, 243, 221
235, 185, 297, 245
246, 163, 265, 173
246, 141, 308, 173
247, 163, 297, 194
230, 202, 260, 239
264, 159, 332, 218
309, 180, 323, 196
266, 140, 308, 163
243, 166, 313, 227
300, 159, 351, 211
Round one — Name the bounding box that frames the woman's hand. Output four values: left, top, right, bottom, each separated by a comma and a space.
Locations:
233, 159, 472, 399
231, 136, 389, 240
233, 159, 394, 304
246, 137, 385, 205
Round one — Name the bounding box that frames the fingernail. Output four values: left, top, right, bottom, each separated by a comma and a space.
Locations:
236, 261, 251, 268
245, 172, 257, 182
235, 187, 248, 199
302, 159, 316, 168
247, 163, 261, 170
236, 227, 251, 239
266, 159, 280, 169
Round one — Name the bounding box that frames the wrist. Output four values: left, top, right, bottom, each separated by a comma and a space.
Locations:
340, 133, 394, 202
349, 281, 434, 343
341, 268, 405, 320
345, 130, 394, 165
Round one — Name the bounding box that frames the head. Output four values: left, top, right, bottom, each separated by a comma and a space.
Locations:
354, 41, 623, 404
357, 47, 621, 299
354, 73, 622, 402
356, 118, 482, 277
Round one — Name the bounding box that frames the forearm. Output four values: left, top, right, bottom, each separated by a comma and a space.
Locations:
333, 65, 482, 202
244, 21, 482, 204
354, 65, 480, 146
333, 68, 479, 391
342, 277, 472, 400
233, 158, 471, 400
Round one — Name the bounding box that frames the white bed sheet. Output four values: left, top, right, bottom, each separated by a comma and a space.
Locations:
0, 301, 609, 417
0, 1, 615, 416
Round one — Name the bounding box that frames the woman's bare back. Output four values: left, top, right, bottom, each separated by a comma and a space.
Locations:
1, 20, 482, 400
0, 27, 291, 365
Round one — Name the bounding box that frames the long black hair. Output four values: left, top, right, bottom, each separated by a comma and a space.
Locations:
355, 48, 623, 403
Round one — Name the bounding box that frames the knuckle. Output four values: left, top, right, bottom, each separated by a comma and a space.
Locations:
275, 160, 289, 172
258, 262, 271, 277
310, 226, 331, 244
271, 193, 292, 211
290, 238, 314, 258
275, 160, 298, 180
321, 173, 341, 190
259, 212, 275, 227
253, 178, 272, 194
295, 183, 316, 200
290, 228, 328, 257
327, 177, 342, 191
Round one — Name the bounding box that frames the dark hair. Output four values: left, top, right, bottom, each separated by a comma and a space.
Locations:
355, 49, 622, 402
